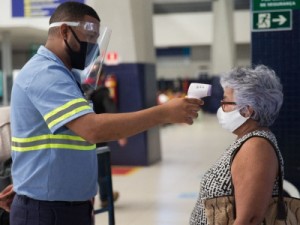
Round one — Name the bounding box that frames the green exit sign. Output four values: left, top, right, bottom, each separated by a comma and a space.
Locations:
252, 10, 292, 32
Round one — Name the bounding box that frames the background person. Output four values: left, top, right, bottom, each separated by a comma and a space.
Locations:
89, 69, 126, 208
0, 105, 14, 224
0, 184, 14, 225
189, 65, 284, 225
0, 184, 14, 212
9, 2, 203, 225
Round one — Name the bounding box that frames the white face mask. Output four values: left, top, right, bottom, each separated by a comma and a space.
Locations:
217, 107, 249, 132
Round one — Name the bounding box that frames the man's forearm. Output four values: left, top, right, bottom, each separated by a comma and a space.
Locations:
67, 97, 202, 144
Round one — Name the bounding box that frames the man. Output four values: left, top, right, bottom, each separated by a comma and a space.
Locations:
9, 2, 202, 225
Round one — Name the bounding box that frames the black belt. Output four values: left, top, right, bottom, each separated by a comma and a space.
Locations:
16, 194, 90, 206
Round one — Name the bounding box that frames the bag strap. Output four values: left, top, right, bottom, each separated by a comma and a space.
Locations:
230, 134, 287, 220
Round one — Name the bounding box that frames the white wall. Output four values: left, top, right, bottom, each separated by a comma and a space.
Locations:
153, 10, 251, 79
0, 1, 251, 78
153, 10, 250, 47
155, 44, 251, 79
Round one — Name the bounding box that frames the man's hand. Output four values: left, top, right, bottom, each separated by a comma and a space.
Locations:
160, 97, 204, 125
0, 184, 15, 212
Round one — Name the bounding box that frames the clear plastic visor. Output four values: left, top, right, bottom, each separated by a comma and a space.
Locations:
80, 26, 111, 92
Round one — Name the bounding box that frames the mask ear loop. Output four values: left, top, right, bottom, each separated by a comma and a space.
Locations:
65, 26, 88, 96
63, 26, 81, 53
68, 26, 82, 44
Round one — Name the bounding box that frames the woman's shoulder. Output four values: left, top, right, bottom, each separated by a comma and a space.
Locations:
234, 130, 281, 167
238, 130, 278, 148
231, 130, 280, 163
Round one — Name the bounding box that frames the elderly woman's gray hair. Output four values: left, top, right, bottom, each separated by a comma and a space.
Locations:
220, 65, 283, 127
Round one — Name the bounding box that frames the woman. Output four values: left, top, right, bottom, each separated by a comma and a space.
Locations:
190, 65, 284, 225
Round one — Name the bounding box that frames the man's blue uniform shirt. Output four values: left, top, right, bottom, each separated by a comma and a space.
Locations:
10, 46, 97, 201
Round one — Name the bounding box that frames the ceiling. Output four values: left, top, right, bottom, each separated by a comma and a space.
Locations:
0, 0, 250, 51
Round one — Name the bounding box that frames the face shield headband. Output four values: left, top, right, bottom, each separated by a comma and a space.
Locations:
49, 22, 112, 93
49, 21, 100, 42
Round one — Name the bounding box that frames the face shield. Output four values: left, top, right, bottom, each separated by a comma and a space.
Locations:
49, 21, 112, 92
76, 26, 112, 93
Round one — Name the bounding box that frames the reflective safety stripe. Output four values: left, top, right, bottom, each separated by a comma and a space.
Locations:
12, 134, 95, 152
44, 98, 91, 129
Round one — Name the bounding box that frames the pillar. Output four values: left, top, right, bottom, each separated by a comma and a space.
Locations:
211, 0, 235, 74
92, 0, 161, 166
1, 32, 12, 106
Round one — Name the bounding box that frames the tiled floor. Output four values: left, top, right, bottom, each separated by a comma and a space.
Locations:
94, 112, 235, 225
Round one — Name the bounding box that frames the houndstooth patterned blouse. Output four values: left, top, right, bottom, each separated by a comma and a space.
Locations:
189, 130, 284, 225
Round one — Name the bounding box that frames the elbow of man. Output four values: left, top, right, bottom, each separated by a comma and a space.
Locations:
83, 131, 101, 144
82, 127, 115, 144
85, 136, 98, 145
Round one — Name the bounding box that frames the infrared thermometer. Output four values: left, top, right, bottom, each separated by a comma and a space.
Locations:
187, 83, 212, 99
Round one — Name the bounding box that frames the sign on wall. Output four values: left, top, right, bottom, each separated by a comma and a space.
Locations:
12, 0, 85, 17
253, 0, 300, 11
252, 0, 296, 32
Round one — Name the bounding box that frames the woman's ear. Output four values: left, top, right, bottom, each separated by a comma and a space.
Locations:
241, 106, 254, 118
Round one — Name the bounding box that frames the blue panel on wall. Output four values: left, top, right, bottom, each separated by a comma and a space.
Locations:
156, 47, 191, 57
252, 9, 300, 190
104, 63, 159, 166
12, 0, 85, 17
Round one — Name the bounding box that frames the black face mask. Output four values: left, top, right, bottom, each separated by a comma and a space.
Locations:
64, 27, 98, 70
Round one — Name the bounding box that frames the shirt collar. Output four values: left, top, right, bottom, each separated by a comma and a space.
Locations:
37, 46, 65, 67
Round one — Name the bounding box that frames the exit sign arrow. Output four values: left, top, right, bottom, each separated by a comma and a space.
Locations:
252, 10, 292, 32
272, 15, 287, 25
